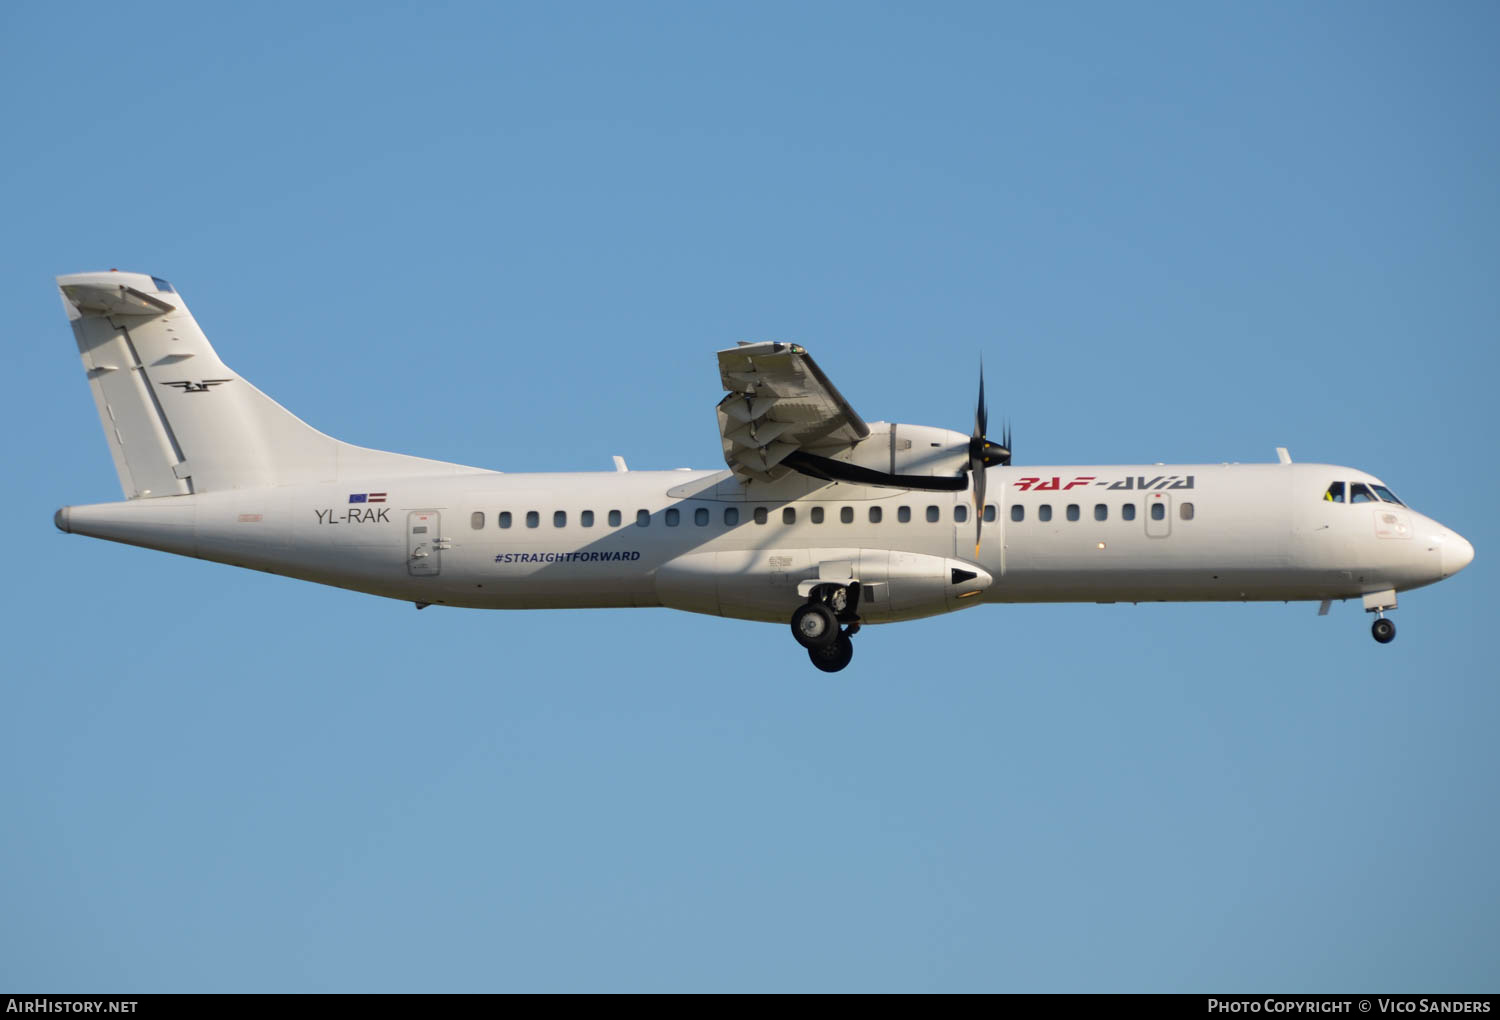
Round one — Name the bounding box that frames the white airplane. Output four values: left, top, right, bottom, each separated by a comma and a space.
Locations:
54, 270, 1474, 672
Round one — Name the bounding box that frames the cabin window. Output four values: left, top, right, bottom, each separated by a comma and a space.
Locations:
926, 505, 940, 523
1121, 504, 1136, 521
526, 510, 540, 528
581, 510, 594, 528
499, 511, 513, 529
754, 507, 768, 525
898, 506, 912, 523
1150, 502, 1166, 521
636, 509, 650, 527
1010, 505, 1024, 522
1066, 504, 1080, 522
954, 504, 968, 523
724, 507, 739, 526
1038, 505, 1053, 522
984, 505, 996, 523
783, 507, 796, 524
1323, 482, 1345, 503
811, 506, 824, 524
665, 508, 680, 526
840, 506, 853, 524
470, 511, 485, 530
1180, 502, 1195, 521
694, 507, 709, 526
1350, 483, 1377, 504
1372, 485, 1404, 506
608, 509, 622, 527
553, 510, 567, 528
1094, 504, 1107, 522
869, 506, 883, 524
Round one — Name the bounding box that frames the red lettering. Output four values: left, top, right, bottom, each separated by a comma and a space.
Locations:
1063, 476, 1096, 490
1014, 477, 1040, 491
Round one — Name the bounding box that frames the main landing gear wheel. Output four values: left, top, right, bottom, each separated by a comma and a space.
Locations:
1371, 617, 1396, 644
808, 632, 855, 673
791, 601, 839, 649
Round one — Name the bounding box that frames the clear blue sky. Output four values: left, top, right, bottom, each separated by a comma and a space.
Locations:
3, 0, 1495, 992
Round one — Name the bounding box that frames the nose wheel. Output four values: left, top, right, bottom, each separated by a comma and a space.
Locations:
790, 584, 861, 672
1371, 616, 1396, 644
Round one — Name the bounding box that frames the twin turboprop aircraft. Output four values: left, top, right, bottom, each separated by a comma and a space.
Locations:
54, 271, 1474, 672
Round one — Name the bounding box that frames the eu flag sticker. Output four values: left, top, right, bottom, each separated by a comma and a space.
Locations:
348, 493, 368, 504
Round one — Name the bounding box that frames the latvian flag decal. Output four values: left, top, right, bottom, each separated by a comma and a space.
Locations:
349, 493, 388, 504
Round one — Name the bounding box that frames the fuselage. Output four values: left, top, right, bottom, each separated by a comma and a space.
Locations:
55, 460, 1473, 625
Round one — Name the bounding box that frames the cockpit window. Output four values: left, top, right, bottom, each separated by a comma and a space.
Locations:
1323, 482, 1345, 503
1371, 485, 1405, 506
1350, 483, 1377, 504
150, 276, 175, 293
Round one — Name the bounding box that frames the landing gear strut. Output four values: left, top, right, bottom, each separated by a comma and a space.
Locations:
790, 583, 861, 672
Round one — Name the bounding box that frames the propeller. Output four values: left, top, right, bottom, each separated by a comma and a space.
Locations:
968, 364, 1011, 558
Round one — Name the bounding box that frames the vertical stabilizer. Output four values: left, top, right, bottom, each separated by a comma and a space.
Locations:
59, 271, 480, 498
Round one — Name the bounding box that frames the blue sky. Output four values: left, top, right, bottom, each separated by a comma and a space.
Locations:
2, 0, 1495, 992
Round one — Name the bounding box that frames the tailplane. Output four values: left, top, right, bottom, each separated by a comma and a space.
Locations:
59, 270, 481, 498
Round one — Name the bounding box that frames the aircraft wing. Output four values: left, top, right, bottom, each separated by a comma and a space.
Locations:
716, 342, 870, 482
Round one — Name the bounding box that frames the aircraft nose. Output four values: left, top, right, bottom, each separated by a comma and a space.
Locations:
1443, 532, 1475, 578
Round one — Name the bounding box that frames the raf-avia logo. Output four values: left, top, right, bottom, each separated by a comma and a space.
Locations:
1013, 474, 1196, 491
162, 379, 231, 393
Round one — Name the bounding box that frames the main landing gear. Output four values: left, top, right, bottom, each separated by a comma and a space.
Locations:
791, 583, 861, 673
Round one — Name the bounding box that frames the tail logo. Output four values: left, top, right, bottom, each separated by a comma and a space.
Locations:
162, 379, 232, 393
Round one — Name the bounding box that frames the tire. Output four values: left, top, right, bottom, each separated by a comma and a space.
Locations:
1372, 618, 1396, 644
808, 633, 855, 673
791, 602, 839, 649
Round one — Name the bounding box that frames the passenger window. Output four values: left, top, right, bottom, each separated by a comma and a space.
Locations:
811, 506, 824, 524
499, 511, 512, 529
694, 507, 709, 526
470, 511, 485, 530
1010, 505, 1024, 522
666, 508, 680, 526
1094, 504, 1107, 522
1350, 483, 1376, 504
1066, 504, 1080, 522
724, 507, 739, 526
1323, 482, 1345, 503
581, 510, 594, 528
636, 509, 650, 527
898, 506, 911, 523
553, 510, 567, 528
840, 506, 853, 524
1121, 504, 1136, 521
984, 505, 996, 523
1372, 485, 1404, 506
608, 509, 621, 527
869, 506, 883, 524
1150, 502, 1165, 521
954, 504, 968, 523
926, 505, 940, 523
754, 507, 768, 525
1038, 505, 1052, 522
1180, 502, 1194, 521
526, 511, 540, 528
783, 507, 796, 524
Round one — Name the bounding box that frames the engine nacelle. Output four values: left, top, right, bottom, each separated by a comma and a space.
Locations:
835, 421, 972, 481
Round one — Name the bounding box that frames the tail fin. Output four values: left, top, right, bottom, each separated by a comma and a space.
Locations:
59, 271, 479, 498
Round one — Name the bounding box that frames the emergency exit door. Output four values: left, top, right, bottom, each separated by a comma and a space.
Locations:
408, 511, 441, 576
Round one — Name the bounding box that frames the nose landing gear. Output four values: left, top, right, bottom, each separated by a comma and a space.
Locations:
790, 583, 862, 672
1371, 615, 1396, 644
